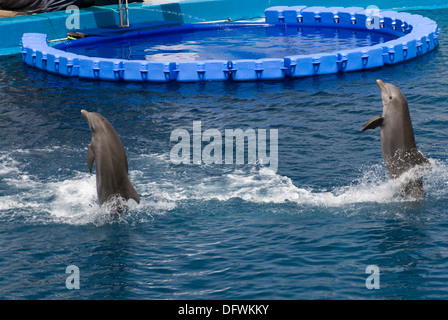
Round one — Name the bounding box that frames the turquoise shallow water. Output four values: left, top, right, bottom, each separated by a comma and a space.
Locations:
1, 9, 448, 299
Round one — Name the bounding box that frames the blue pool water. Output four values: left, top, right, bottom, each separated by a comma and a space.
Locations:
1, 9, 448, 299
61, 25, 396, 61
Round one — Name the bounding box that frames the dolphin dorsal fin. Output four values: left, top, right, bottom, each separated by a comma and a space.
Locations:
362, 116, 384, 131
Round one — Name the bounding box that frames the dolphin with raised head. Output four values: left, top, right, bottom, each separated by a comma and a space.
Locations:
81, 109, 140, 207
362, 80, 430, 198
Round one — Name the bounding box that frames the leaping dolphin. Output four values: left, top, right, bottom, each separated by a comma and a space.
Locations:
81, 109, 140, 207
362, 80, 430, 198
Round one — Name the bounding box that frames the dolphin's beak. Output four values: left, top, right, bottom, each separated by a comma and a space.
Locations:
376, 79, 385, 89
81, 109, 89, 122
376, 79, 387, 93
376, 79, 392, 100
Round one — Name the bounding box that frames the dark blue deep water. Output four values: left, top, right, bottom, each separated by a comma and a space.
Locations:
1, 9, 448, 299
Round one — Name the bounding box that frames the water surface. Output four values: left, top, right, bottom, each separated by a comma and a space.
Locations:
0, 9, 447, 300
61, 25, 396, 61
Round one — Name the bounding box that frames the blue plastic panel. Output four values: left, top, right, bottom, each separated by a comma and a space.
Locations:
175, 60, 229, 82
46, 52, 60, 74
301, 7, 328, 24
320, 7, 345, 24
337, 7, 364, 25
284, 53, 339, 77
337, 46, 384, 72
265, 6, 291, 23
229, 58, 286, 81
148, 61, 177, 82
283, 6, 307, 23
201, 60, 230, 81
58, 55, 79, 77
78, 58, 98, 79
21, 6, 440, 82
97, 60, 123, 81
122, 60, 150, 82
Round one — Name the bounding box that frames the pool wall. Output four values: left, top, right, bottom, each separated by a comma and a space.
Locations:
2, 0, 448, 55
3, 0, 320, 55
21, 6, 439, 82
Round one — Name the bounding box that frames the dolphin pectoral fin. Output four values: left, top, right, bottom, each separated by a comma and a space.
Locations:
415, 150, 431, 168
129, 188, 141, 204
362, 116, 384, 131
87, 144, 95, 173
124, 180, 140, 204
130, 190, 141, 204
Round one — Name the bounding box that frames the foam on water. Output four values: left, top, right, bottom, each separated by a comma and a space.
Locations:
177, 163, 438, 205
2, 148, 447, 226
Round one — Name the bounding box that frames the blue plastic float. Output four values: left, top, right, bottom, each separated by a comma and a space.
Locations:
21, 5, 439, 82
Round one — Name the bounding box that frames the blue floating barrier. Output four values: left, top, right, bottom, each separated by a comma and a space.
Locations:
391, 35, 418, 61
337, 50, 368, 72
202, 60, 229, 81
382, 41, 404, 64
230, 59, 287, 81
320, 7, 345, 24
403, 38, 418, 61
46, 52, 61, 74
59, 54, 80, 77
230, 60, 258, 81
146, 61, 177, 82
97, 59, 124, 81
301, 7, 328, 24
257, 58, 287, 80
354, 9, 370, 29
363, 46, 385, 69
315, 54, 339, 75
338, 46, 384, 72
24, 47, 37, 67
283, 6, 307, 23
122, 60, 149, 82
78, 57, 99, 79
265, 6, 290, 24
20, 5, 440, 83
412, 33, 431, 55
35, 50, 47, 70
285, 53, 338, 77
175, 61, 201, 82
337, 7, 364, 25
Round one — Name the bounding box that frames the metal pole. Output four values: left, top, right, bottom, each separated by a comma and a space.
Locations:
118, 0, 125, 27
118, 0, 130, 27
125, 0, 130, 27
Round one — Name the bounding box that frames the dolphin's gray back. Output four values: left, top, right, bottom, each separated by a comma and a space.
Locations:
381, 101, 430, 198
380, 103, 421, 178
87, 112, 140, 206
362, 80, 430, 198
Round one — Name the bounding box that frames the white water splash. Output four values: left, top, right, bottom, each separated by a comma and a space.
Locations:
1, 149, 447, 226
169, 165, 407, 206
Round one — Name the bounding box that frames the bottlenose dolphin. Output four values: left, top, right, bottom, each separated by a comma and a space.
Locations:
81, 109, 140, 207
362, 80, 430, 198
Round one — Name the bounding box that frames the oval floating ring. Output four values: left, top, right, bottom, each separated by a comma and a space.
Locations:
21, 5, 439, 82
